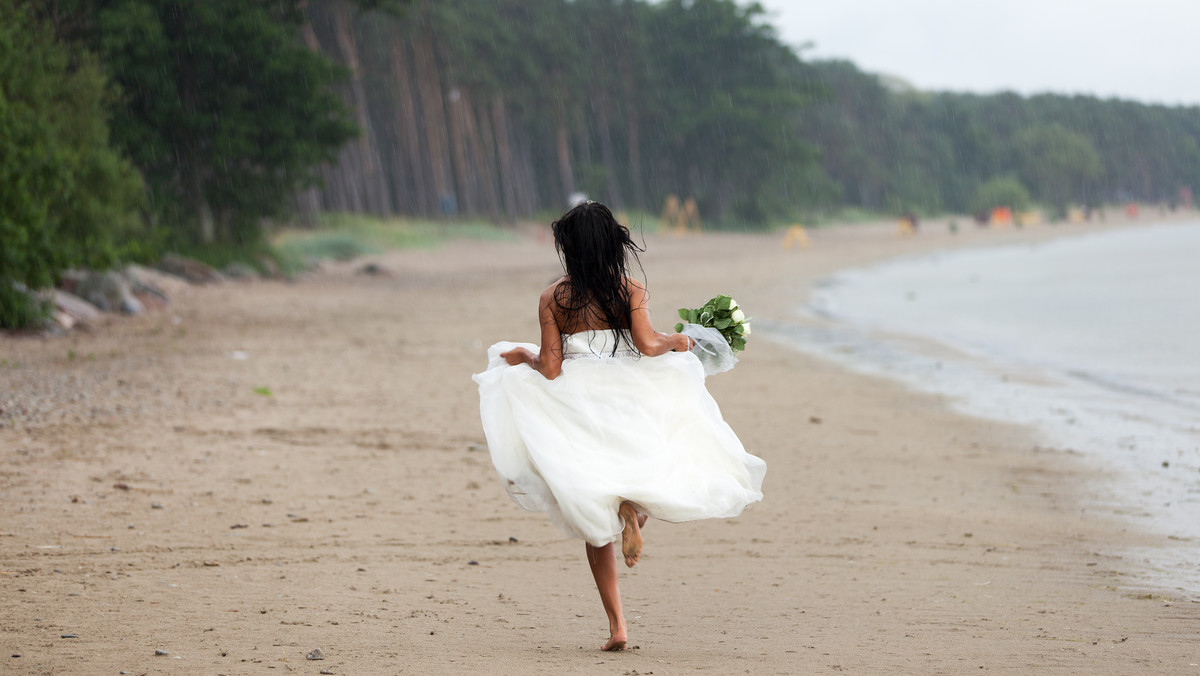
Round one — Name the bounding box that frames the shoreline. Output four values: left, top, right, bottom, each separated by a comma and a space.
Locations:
2, 213, 1198, 672
761, 219, 1200, 600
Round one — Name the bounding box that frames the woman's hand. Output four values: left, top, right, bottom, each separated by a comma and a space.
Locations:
500, 347, 532, 366
671, 333, 694, 352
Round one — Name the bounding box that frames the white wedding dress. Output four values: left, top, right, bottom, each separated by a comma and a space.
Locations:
473, 329, 766, 547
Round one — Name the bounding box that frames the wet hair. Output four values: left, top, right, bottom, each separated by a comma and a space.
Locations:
551, 201, 645, 354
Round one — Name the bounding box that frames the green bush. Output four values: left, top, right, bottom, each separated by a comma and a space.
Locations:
0, 0, 145, 328
269, 213, 514, 273
274, 232, 380, 264
971, 176, 1032, 215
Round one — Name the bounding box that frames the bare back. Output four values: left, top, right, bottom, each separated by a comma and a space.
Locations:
547, 276, 635, 335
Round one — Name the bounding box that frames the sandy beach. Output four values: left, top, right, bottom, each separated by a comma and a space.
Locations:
2, 215, 1198, 674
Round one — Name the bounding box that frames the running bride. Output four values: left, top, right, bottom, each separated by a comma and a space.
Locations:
472, 200, 766, 651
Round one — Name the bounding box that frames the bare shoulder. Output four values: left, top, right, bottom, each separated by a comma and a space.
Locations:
625, 277, 648, 307
540, 277, 567, 303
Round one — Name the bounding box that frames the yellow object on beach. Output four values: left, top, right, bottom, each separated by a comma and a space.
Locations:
782, 224, 809, 249
1017, 210, 1044, 226
661, 194, 681, 233
681, 198, 701, 233
897, 218, 915, 236
662, 194, 702, 236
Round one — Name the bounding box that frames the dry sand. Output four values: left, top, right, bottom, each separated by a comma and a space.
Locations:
2, 215, 1198, 674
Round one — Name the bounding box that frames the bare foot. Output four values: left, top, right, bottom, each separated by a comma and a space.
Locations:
618, 501, 642, 568
601, 627, 627, 651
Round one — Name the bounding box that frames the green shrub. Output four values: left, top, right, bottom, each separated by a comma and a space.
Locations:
0, 0, 145, 328
270, 213, 514, 272
971, 176, 1032, 215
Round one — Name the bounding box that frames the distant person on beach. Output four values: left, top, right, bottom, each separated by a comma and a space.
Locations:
473, 201, 765, 651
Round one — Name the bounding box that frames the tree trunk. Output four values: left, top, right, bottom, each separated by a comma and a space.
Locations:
292, 189, 321, 227
390, 38, 433, 215
555, 115, 575, 205
412, 15, 453, 216
490, 97, 519, 222
445, 86, 475, 215
513, 126, 539, 216
294, 3, 324, 223
197, 200, 215, 243
306, 6, 358, 212
328, 0, 390, 216
593, 94, 622, 209
464, 91, 501, 222
619, 44, 645, 209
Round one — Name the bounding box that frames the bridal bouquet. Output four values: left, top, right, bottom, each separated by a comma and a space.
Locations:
675, 294, 751, 353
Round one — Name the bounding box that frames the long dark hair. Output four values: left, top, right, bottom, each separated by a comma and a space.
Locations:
551, 201, 644, 353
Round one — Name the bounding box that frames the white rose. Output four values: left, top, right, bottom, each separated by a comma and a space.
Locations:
741, 322, 751, 335
728, 298, 738, 311
731, 308, 745, 323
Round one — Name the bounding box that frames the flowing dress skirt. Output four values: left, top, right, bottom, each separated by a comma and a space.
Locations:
473, 329, 766, 546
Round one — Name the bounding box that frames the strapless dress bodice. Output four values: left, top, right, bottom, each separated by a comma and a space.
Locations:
561, 329, 639, 359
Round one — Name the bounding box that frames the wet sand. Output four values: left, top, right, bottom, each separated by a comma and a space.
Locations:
2, 215, 1197, 674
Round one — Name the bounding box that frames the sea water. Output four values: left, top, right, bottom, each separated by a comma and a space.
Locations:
767, 221, 1200, 594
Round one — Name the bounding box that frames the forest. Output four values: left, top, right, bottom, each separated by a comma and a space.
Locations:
4, 0, 1200, 325
293, 0, 1200, 223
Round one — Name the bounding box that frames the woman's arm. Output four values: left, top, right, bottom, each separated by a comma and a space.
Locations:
500, 287, 564, 379
628, 279, 692, 357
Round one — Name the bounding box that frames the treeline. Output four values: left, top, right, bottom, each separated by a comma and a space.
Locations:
2, 0, 401, 324
6, 0, 1200, 327
303, 0, 1200, 223
298, 0, 820, 224
4, 0, 813, 327
795, 60, 1200, 216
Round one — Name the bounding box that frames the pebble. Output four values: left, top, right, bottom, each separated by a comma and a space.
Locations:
154, 649, 169, 656
321, 671, 334, 675
61, 634, 78, 639
306, 648, 325, 660
468, 560, 479, 566
151, 502, 163, 509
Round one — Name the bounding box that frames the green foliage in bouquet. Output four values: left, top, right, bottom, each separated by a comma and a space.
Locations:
674, 294, 751, 353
